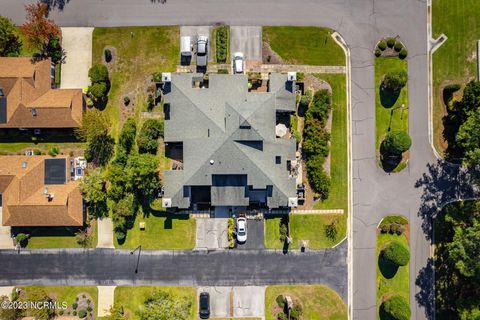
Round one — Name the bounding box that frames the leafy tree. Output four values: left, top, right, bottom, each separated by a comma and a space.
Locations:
112, 193, 135, 219
381, 295, 410, 320
457, 110, 480, 168
20, 288, 55, 320
382, 131, 412, 155
45, 35, 63, 64
0, 16, 22, 56
20, 3, 60, 51
382, 240, 410, 266
0, 295, 18, 320
137, 119, 164, 154
458, 80, 480, 119
88, 63, 109, 84
106, 163, 131, 201
306, 156, 331, 199
104, 305, 129, 320
118, 118, 137, 154
325, 219, 338, 241
75, 228, 91, 248
302, 118, 330, 159
126, 153, 160, 198
80, 168, 107, 217
139, 290, 192, 320
446, 219, 480, 278
75, 109, 111, 141
386, 37, 396, 48
382, 70, 407, 92
85, 133, 115, 167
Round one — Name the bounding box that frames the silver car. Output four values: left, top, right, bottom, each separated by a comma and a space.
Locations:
196, 36, 208, 67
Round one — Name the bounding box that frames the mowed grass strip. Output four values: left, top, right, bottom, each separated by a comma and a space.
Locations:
264, 214, 346, 249
375, 57, 409, 150
376, 229, 410, 319
113, 286, 197, 320
114, 206, 195, 250
432, 0, 480, 155
25, 223, 98, 249
313, 74, 348, 211
263, 27, 346, 66
92, 27, 179, 136
17, 286, 98, 311
265, 285, 347, 320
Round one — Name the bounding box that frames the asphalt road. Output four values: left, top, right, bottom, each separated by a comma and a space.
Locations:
0, 0, 473, 319
0, 244, 348, 301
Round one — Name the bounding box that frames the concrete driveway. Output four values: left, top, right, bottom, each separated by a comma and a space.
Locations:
195, 218, 228, 250
0, 208, 13, 249
197, 286, 265, 318
180, 26, 213, 63
96, 218, 114, 248
236, 219, 264, 250
60, 27, 93, 89
230, 26, 262, 62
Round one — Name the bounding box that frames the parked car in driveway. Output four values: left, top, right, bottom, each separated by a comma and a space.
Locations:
236, 217, 247, 243
199, 292, 210, 319
233, 52, 244, 74
196, 36, 208, 67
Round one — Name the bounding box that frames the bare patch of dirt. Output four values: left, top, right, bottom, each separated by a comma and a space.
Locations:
304, 74, 332, 92
262, 41, 283, 64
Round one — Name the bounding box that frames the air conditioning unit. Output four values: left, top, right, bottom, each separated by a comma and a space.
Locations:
287, 72, 297, 81
162, 198, 172, 208
162, 72, 172, 82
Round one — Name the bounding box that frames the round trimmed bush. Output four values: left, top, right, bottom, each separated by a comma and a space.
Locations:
399, 48, 408, 59
382, 240, 410, 266
88, 64, 109, 84
394, 42, 403, 52
88, 82, 107, 99
378, 40, 387, 51
78, 309, 87, 318
381, 295, 411, 320
383, 131, 412, 155
276, 295, 285, 308
72, 302, 78, 310
387, 37, 396, 48
375, 49, 382, 57
382, 70, 407, 92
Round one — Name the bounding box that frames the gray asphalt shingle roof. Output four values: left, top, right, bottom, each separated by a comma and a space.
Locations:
163, 73, 297, 209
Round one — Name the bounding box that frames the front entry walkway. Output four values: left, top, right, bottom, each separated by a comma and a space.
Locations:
0, 208, 13, 249
60, 27, 93, 89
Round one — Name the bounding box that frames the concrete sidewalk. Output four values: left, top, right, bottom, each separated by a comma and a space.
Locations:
97, 286, 116, 317
60, 27, 93, 89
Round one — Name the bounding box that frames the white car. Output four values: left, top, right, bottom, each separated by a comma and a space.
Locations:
233, 52, 244, 74
236, 217, 247, 243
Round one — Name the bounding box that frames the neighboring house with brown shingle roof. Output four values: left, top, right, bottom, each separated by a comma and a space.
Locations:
0, 156, 84, 227
0, 57, 85, 128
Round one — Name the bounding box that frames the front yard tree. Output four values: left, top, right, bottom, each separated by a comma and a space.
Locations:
381, 295, 411, 320
20, 3, 60, 52
456, 110, 480, 169
88, 63, 109, 84
382, 70, 407, 93
80, 168, 107, 218
446, 218, 480, 279
21, 288, 55, 319
139, 290, 192, 320
126, 153, 160, 198
383, 131, 412, 155
0, 16, 22, 56
0, 296, 18, 320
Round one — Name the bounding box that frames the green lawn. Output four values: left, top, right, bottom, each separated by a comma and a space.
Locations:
113, 286, 197, 320
432, 0, 480, 156
115, 204, 195, 250
92, 27, 179, 137
263, 27, 345, 66
265, 214, 346, 249
0, 141, 84, 155
376, 230, 410, 319
24, 222, 98, 249
265, 285, 347, 320
17, 286, 98, 312
313, 74, 348, 211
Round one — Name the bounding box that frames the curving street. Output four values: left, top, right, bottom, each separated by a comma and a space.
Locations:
1, 0, 477, 319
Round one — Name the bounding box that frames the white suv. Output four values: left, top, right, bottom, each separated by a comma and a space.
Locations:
233, 52, 244, 74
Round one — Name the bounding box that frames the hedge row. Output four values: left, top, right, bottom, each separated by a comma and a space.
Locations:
215, 26, 229, 63
303, 89, 332, 199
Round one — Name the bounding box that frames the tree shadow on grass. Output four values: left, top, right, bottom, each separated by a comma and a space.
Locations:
380, 87, 401, 108
379, 141, 402, 173
379, 302, 396, 320
378, 253, 399, 279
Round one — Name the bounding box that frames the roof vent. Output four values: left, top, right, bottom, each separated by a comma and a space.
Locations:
21, 161, 28, 168
210, 159, 214, 165
31, 108, 38, 117
44, 186, 49, 195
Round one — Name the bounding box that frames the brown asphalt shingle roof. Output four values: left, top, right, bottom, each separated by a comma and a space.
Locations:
0, 57, 84, 128
0, 156, 84, 227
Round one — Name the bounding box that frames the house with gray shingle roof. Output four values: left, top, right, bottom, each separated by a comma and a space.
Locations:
161, 73, 298, 212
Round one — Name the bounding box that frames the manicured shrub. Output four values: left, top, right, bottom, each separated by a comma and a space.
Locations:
59, 310, 64, 315
88, 82, 107, 99
386, 37, 396, 48
375, 49, 382, 57
377, 40, 387, 51
46, 36, 63, 64
123, 96, 130, 106
217, 69, 228, 74
33, 149, 41, 155
383, 131, 412, 155
48, 146, 59, 157
277, 312, 288, 320
399, 48, 408, 59
325, 219, 338, 240
279, 219, 288, 242
276, 295, 285, 308
115, 229, 126, 241
382, 240, 410, 266
88, 64, 109, 84
306, 156, 331, 199
215, 25, 229, 63
72, 302, 78, 310
290, 303, 303, 319
104, 48, 112, 63
381, 295, 411, 320
394, 41, 403, 52
78, 309, 87, 318
73, 311, 77, 316
382, 70, 407, 92
380, 224, 390, 234
15, 233, 29, 247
